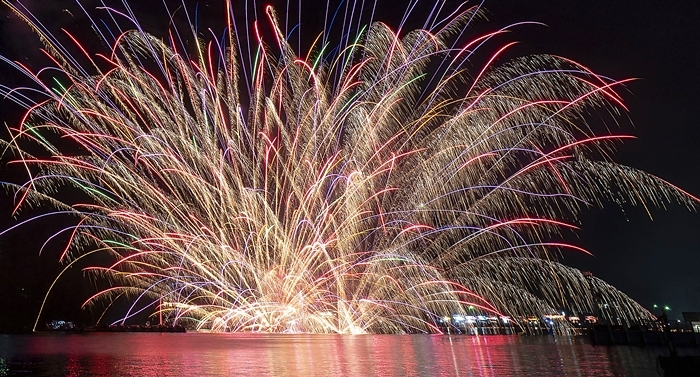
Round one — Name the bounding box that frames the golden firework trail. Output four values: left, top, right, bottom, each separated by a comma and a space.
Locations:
0, 1, 695, 333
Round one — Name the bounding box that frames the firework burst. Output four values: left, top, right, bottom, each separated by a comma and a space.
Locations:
1, 1, 695, 333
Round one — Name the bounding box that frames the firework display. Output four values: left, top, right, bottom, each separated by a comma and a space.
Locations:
1, 1, 694, 333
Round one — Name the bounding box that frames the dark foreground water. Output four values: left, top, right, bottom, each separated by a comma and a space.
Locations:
0, 332, 691, 376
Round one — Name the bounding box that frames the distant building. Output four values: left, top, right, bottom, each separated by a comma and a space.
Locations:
682, 312, 700, 333
46, 320, 75, 330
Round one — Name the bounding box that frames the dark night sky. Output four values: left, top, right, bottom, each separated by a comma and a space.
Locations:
0, 0, 698, 331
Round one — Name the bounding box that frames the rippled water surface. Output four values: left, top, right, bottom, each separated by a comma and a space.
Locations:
0, 332, 684, 376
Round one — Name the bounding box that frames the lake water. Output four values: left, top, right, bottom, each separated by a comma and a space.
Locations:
0, 332, 688, 376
